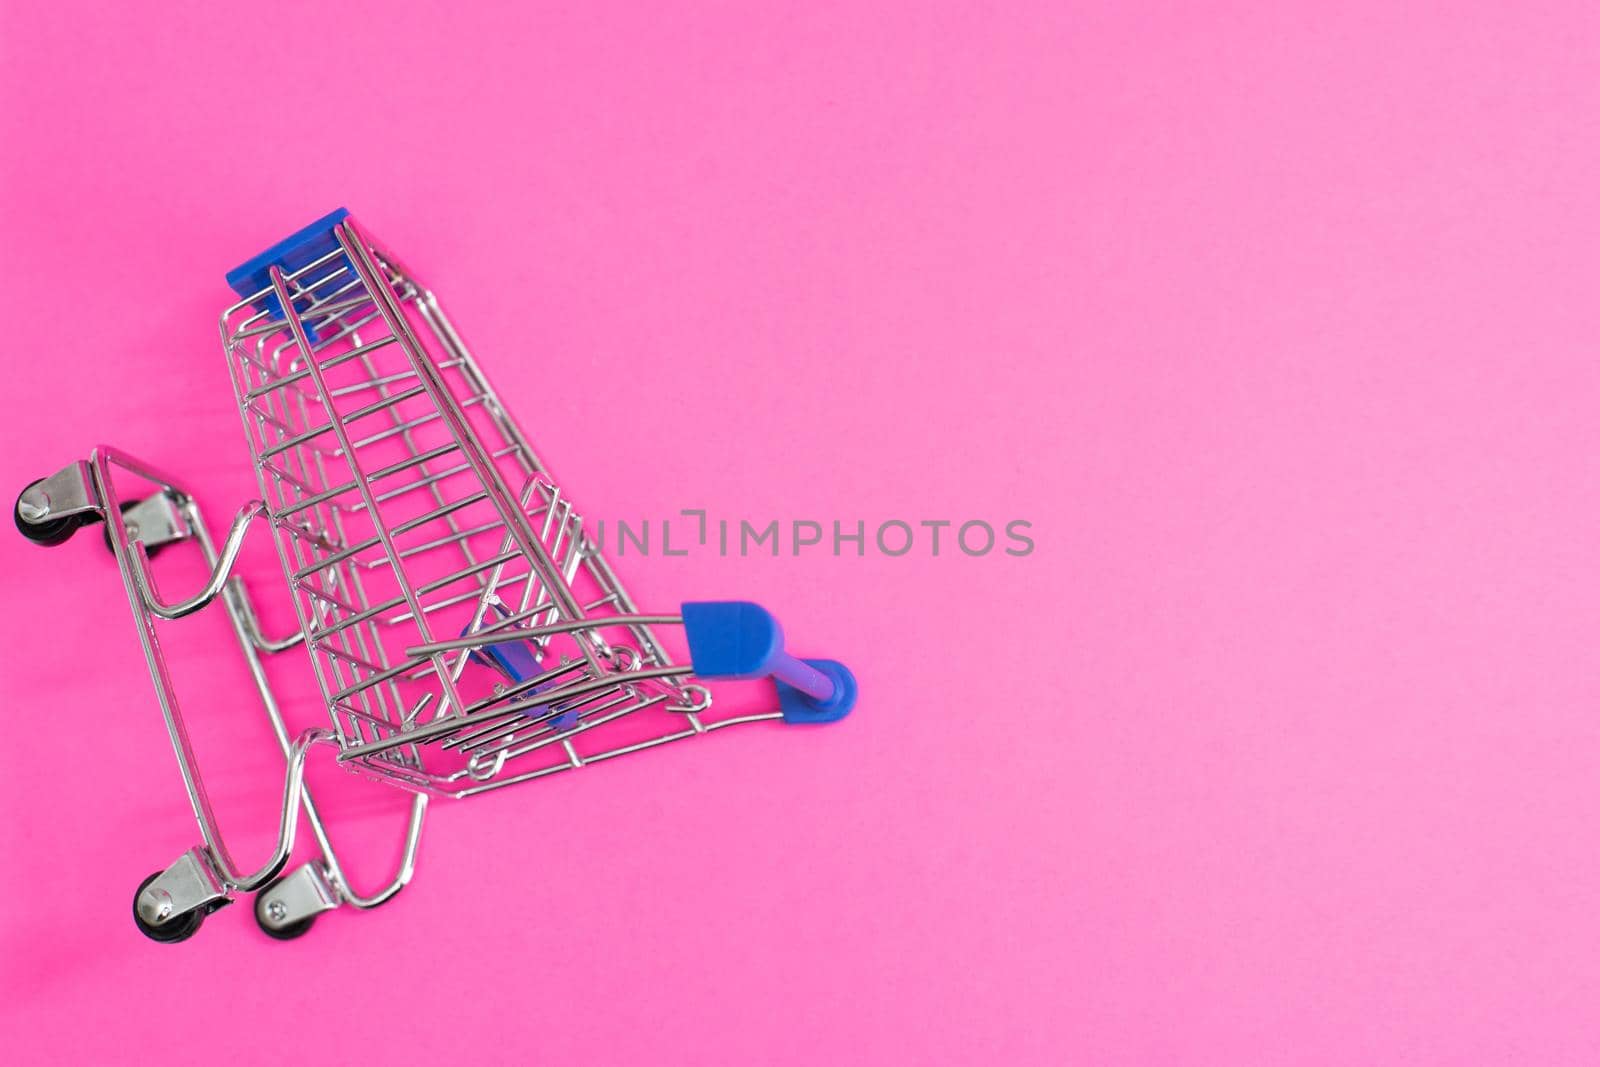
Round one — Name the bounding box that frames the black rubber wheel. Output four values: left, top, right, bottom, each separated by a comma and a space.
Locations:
14, 482, 81, 547
102, 499, 168, 560
132, 871, 206, 944
254, 878, 317, 941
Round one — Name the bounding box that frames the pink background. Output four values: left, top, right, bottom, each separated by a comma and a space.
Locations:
3, 2, 1599, 1063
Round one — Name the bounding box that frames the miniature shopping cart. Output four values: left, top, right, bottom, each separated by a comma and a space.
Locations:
14, 209, 857, 943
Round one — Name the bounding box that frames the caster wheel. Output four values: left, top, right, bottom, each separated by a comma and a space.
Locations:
102, 499, 169, 560
132, 871, 206, 944
255, 878, 318, 941
15, 481, 83, 547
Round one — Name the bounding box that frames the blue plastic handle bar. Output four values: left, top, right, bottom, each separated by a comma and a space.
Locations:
681, 601, 857, 724
224, 208, 352, 343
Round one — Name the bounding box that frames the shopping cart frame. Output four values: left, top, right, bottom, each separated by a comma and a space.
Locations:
15, 210, 856, 943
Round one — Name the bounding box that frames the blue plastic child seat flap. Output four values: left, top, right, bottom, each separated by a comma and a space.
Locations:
224, 208, 352, 342
470, 635, 541, 682
465, 628, 577, 730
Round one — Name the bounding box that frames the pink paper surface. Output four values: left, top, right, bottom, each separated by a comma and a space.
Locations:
3, 2, 1599, 1063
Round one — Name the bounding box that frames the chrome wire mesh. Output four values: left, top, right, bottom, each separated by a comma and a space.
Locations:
218, 218, 746, 798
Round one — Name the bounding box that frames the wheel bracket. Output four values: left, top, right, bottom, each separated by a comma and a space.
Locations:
136, 848, 226, 928
258, 862, 339, 932
18, 462, 98, 527
115, 492, 190, 553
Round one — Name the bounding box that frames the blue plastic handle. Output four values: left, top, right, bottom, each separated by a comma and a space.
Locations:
681, 601, 857, 724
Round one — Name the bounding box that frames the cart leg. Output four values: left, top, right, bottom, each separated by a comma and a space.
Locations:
254, 862, 339, 940
23, 452, 424, 940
